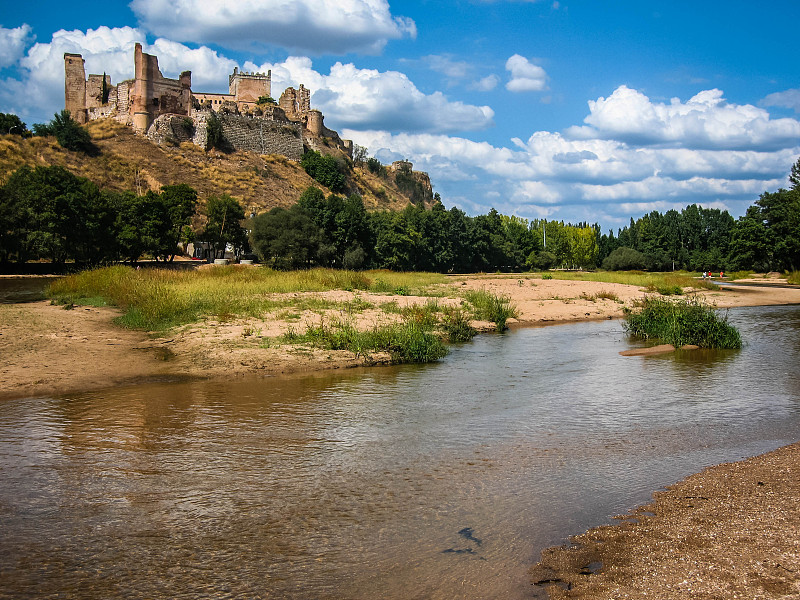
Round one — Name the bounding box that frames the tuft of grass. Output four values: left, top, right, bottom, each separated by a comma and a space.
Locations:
580, 290, 620, 302
623, 296, 741, 349
280, 318, 448, 364
787, 271, 800, 285
463, 289, 518, 332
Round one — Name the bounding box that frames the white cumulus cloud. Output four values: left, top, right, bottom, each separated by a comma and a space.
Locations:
130, 0, 416, 54
0, 24, 34, 69
569, 85, 800, 151
344, 90, 800, 228
246, 57, 495, 133
505, 54, 548, 92
469, 74, 500, 92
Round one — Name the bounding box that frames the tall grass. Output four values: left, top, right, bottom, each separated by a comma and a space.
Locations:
48, 265, 448, 331
787, 271, 800, 285
464, 289, 518, 332
623, 296, 741, 349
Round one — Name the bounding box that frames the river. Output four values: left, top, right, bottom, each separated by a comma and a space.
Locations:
1, 305, 799, 599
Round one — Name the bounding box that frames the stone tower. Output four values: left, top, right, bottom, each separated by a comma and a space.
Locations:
229, 67, 271, 104
131, 43, 192, 132
64, 53, 88, 124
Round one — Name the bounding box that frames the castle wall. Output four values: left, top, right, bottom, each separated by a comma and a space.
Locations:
193, 93, 236, 109
216, 114, 304, 159
85, 74, 111, 109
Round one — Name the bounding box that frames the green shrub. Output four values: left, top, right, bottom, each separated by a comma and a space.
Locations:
526, 250, 557, 270
623, 296, 741, 349
301, 150, 346, 192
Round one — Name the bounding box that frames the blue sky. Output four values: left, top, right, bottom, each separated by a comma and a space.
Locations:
2, 0, 799, 232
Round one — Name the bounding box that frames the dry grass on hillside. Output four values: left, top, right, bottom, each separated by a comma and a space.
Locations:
1, 119, 421, 214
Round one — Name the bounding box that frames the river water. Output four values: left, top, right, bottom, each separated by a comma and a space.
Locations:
1, 305, 799, 599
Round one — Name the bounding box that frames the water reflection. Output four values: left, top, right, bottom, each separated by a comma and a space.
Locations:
1, 306, 799, 599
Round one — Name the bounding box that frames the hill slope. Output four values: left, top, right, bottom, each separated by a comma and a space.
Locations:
0, 119, 429, 214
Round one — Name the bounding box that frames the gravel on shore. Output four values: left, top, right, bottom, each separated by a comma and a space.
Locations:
531, 442, 800, 599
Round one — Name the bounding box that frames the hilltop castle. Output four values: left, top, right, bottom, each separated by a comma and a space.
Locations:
64, 44, 352, 160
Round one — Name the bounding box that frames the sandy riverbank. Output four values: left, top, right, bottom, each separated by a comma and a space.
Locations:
2, 274, 799, 400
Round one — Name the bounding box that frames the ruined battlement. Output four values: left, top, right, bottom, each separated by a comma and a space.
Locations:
64, 45, 352, 159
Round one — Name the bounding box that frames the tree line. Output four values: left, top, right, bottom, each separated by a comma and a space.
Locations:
0, 165, 248, 265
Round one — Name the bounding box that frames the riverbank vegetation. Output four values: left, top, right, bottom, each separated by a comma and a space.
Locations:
48, 266, 448, 328
47, 266, 507, 362
623, 296, 742, 349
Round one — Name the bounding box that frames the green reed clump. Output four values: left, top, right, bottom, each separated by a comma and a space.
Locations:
281, 319, 448, 364
464, 289, 518, 332
440, 307, 478, 342
623, 296, 741, 349
49, 265, 189, 330
788, 271, 800, 285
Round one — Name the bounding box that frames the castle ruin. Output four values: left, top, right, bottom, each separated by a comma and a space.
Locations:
64, 44, 352, 159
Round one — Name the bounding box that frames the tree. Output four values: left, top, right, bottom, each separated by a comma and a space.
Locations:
0, 165, 111, 264
352, 144, 368, 166
249, 205, 321, 269
790, 156, 800, 189
0, 112, 30, 137
602, 247, 647, 271
33, 110, 98, 155
366, 157, 386, 177
205, 113, 230, 152
754, 189, 800, 271
727, 206, 774, 271
159, 184, 198, 261
201, 194, 248, 259
114, 191, 170, 263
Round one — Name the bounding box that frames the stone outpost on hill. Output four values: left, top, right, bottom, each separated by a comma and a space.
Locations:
63, 43, 353, 161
